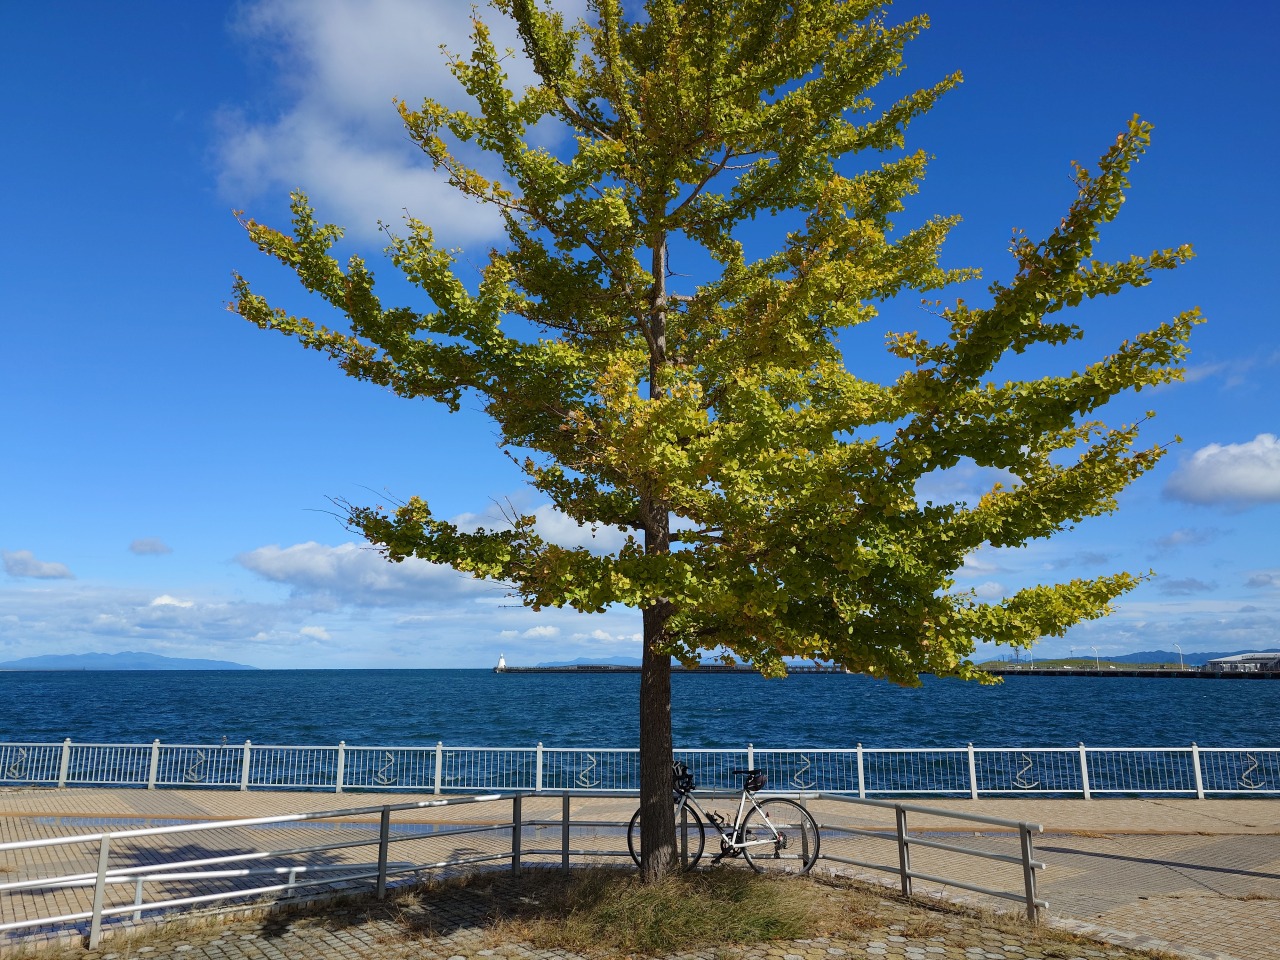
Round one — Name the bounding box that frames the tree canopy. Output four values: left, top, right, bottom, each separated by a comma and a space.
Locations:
233, 0, 1198, 875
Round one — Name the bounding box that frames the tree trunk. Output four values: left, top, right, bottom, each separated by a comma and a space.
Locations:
638, 600, 676, 879
637, 231, 677, 880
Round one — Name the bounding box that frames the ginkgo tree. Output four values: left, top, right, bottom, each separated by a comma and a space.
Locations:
234, 0, 1199, 877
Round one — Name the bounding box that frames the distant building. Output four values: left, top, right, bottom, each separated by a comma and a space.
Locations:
1205, 652, 1280, 672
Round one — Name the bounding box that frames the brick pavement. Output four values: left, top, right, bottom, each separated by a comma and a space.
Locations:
1, 870, 1221, 960
2, 788, 1277, 960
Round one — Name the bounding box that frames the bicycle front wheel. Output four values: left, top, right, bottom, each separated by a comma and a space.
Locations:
741, 798, 820, 875
627, 802, 706, 871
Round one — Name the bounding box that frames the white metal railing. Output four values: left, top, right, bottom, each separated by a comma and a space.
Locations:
0, 793, 512, 949
1, 740, 1276, 797
0, 790, 1046, 949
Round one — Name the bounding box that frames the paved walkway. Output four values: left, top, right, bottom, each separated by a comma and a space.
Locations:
2, 788, 1278, 960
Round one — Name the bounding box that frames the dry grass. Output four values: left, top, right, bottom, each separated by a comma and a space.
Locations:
395, 868, 880, 957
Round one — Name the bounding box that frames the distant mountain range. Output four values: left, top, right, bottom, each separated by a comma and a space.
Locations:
988, 649, 1275, 666
0, 652, 258, 671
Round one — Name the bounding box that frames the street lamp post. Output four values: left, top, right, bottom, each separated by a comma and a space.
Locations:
1175, 642, 1184, 670
1091, 645, 1100, 669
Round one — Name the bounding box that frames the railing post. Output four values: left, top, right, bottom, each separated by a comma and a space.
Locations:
88, 834, 112, 948
146, 739, 160, 790
511, 795, 523, 876
434, 741, 444, 795
561, 793, 571, 872
335, 741, 345, 794
240, 740, 252, 792
376, 805, 392, 899
1018, 823, 1041, 924
894, 805, 912, 897
535, 742, 544, 793
58, 738, 71, 788
747, 742, 754, 771
1191, 742, 1205, 799
856, 743, 865, 799
1078, 742, 1091, 800
967, 743, 979, 800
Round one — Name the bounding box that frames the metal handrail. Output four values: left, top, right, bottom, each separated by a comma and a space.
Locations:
815, 792, 1046, 922
0, 793, 509, 948
1, 789, 1047, 949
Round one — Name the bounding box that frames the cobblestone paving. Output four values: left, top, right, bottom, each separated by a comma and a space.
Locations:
26, 875, 1194, 960
4, 790, 1278, 960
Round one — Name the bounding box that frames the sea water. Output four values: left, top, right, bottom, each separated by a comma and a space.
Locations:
1, 669, 1275, 748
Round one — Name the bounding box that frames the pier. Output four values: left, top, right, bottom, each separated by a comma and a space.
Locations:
983, 666, 1280, 679
494, 662, 847, 674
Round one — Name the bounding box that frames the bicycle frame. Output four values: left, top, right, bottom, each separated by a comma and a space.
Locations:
627, 763, 820, 875
676, 786, 776, 859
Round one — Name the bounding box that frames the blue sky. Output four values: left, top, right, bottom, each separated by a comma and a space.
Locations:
2, 1, 1277, 670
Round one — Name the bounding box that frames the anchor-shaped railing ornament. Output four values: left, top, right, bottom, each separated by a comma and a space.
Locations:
789, 754, 816, 790
184, 750, 208, 783
1012, 753, 1040, 790
373, 751, 398, 785
1239, 753, 1267, 790
4, 748, 28, 780
576, 753, 600, 788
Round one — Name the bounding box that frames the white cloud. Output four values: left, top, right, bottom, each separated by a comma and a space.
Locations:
216, 0, 584, 244
915, 460, 1017, 507
0, 583, 290, 655
1164, 434, 1280, 506
970, 581, 1006, 600
451, 502, 632, 556
521, 625, 560, 638
2, 550, 74, 580
0, 551, 643, 668
1062, 598, 1280, 658
570, 628, 642, 644
236, 541, 490, 606
528, 503, 632, 554
130, 538, 173, 555
956, 553, 999, 578
1246, 571, 1280, 589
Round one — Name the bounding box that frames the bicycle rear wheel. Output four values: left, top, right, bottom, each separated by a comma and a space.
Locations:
741, 798, 820, 875
627, 802, 706, 870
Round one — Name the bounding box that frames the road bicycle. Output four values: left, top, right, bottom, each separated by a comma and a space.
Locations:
627, 761, 820, 874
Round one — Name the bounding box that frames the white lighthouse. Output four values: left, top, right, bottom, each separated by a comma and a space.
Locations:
495, 653, 507, 672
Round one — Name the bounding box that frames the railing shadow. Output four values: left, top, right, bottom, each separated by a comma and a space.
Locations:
1036, 839, 1280, 882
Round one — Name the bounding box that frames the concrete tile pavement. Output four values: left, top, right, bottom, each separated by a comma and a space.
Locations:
6, 869, 1199, 960
2, 788, 1278, 960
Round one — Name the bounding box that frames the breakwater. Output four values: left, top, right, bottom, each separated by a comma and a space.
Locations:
495, 663, 845, 674
984, 667, 1280, 679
